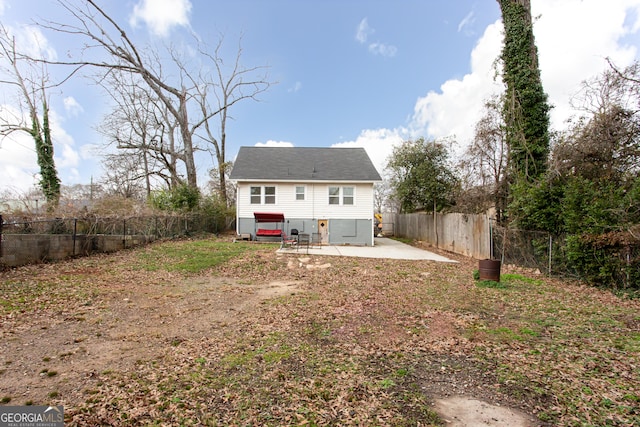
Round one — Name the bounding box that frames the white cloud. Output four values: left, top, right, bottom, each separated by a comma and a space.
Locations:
62, 167, 81, 185
532, 0, 640, 128
409, 0, 640, 160
255, 140, 294, 147
0, 103, 82, 194
0, 163, 39, 194
338, 0, 640, 177
0, 0, 7, 16
457, 11, 476, 34
0, 106, 39, 193
368, 42, 397, 58
3, 25, 57, 62
356, 17, 397, 57
129, 0, 192, 38
0, 150, 38, 188
332, 128, 406, 176
288, 81, 302, 93
49, 109, 74, 142
356, 18, 373, 43
79, 143, 100, 161
410, 21, 504, 155
56, 143, 80, 169
63, 97, 84, 117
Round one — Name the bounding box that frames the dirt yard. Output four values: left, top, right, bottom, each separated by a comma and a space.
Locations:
1, 273, 300, 403
1, 237, 638, 426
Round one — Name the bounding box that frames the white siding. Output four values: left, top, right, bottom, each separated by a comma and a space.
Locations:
237, 182, 374, 220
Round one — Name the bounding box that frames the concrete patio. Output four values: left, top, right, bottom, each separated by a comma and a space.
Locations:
278, 237, 456, 262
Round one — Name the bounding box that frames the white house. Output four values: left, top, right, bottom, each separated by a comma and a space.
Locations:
229, 146, 382, 246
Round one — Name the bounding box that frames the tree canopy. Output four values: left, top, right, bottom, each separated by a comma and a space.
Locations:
506, 61, 640, 288
386, 137, 458, 214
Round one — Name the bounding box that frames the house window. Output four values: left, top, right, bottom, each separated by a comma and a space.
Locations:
328, 186, 355, 205
250, 186, 261, 204
343, 187, 354, 205
250, 186, 276, 204
328, 186, 340, 205
265, 186, 276, 204
295, 186, 305, 201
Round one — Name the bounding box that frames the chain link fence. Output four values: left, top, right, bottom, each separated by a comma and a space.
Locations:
0, 213, 234, 267
491, 227, 571, 275
1, 213, 227, 237
492, 225, 640, 290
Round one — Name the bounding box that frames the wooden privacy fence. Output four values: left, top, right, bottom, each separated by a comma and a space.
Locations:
392, 212, 491, 259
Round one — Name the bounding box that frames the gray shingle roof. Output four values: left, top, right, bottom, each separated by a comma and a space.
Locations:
229, 147, 382, 181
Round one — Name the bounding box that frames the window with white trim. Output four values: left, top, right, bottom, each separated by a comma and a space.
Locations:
264, 186, 276, 204
250, 186, 261, 204
295, 186, 305, 201
250, 186, 276, 204
328, 186, 340, 205
328, 186, 355, 205
343, 186, 354, 205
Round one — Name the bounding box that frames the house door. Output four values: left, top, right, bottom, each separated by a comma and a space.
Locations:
318, 219, 329, 245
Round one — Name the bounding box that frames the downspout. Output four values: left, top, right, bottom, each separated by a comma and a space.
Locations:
489, 216, 494, 260
433, 199, 438, 248
236, 184, 241, 235
311, 183, 315, 240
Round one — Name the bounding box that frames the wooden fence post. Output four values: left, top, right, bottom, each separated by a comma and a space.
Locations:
73, 218, 77, 256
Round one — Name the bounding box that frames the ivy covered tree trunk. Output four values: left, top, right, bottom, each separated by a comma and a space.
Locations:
0, 27, 61, 210
498, 0, 551, 183
32, 99, 61, 210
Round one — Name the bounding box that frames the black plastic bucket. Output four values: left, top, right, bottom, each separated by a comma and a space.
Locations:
479, 259, 501, 282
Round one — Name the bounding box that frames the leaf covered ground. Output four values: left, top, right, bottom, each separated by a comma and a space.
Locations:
0, 236, 638, 426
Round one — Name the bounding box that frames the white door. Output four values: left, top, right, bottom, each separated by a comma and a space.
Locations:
318, 219, 329, 244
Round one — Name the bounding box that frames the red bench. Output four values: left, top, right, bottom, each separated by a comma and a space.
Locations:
256, 228, 283, 237
253, 213, 286, 241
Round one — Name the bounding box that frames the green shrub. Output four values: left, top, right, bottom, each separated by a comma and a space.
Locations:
150, 185, 200, 212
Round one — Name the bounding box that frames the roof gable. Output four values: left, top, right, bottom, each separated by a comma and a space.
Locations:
229, 147, 382, 181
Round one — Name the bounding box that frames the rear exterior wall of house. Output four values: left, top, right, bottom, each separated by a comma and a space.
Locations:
235, 182, 376, 246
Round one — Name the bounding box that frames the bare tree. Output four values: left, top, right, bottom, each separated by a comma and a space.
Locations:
96, 69, 185, 194
0, 24, 61, 209
61, 183, 102, 201
207, 163, 236, 206
0, 186, 44, 215
553, 61, 640, 182
373, 180, 398, 213
101, 151, 148, 199
38, 0, 271, 196
458, 95, 509, 221
373, 181, 386, 214
193, 37, 270, 206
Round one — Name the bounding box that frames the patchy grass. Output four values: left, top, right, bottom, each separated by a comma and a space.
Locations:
135, 239, 275, 273
390, 236, 413, 244
475, 273, 545, 290
476, 279, 507, 289
0, 280, 50, 314
1, 236, 638, 426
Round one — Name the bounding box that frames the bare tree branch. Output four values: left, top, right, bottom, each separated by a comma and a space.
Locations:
34, 0, 272, 196
0, 23, 61, 207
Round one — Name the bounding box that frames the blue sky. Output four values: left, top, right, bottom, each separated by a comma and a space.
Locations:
1, 0, 640, 195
